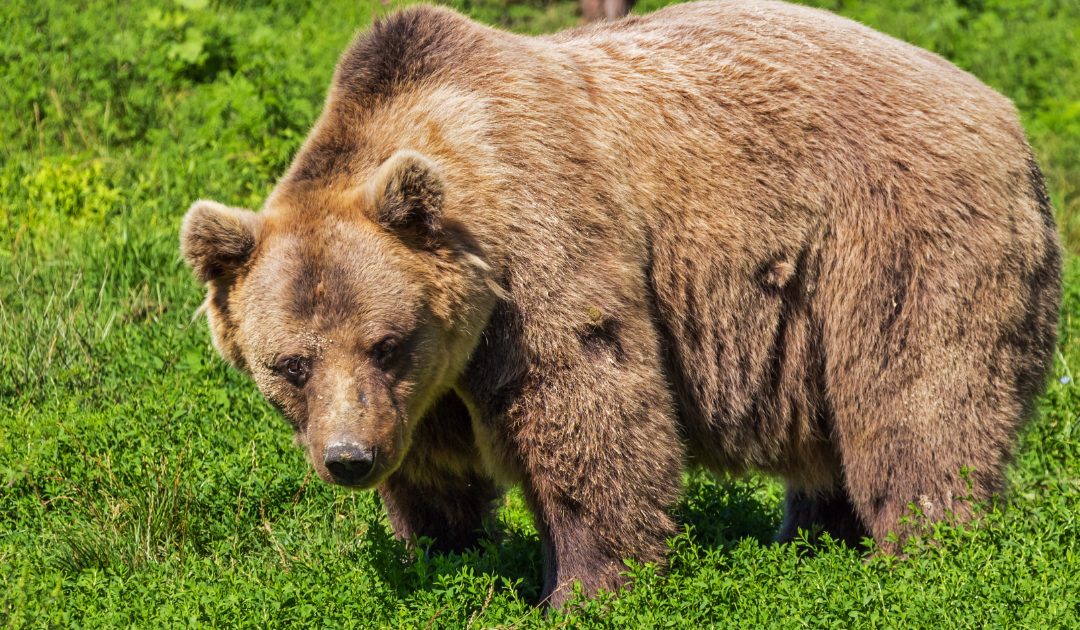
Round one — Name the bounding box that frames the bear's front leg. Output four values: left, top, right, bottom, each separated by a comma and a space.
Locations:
378, 392, 503, 553
503, 356, 684, 608
777, 486, 869, 549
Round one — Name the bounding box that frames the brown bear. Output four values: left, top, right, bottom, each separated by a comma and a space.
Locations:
180, 0, 1061, 608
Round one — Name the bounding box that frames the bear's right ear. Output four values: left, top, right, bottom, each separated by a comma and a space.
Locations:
180, 200, 262, 283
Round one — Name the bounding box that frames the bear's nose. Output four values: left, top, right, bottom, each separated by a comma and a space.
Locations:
323, 443, 375, 486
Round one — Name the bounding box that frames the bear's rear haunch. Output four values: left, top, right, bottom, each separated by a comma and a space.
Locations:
180, 0, 1061, 608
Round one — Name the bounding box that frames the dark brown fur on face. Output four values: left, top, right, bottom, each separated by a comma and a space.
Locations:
181, 1, 1061, 609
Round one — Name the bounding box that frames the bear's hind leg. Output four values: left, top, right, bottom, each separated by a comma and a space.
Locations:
819, 201, 1057, 551
828, 340, 1025, 552
836, 428, 990, 553
825, 343, 1020, 551
777, 486, 869, 549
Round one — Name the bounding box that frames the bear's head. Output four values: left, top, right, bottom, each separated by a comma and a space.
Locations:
180, 150, 500, 488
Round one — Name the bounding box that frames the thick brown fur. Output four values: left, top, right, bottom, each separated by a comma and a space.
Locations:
180, 1, 1061, 608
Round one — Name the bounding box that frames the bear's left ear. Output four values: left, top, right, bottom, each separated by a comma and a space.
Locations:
369, 150, 445, 243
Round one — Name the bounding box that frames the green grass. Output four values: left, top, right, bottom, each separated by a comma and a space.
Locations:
2, 0, 1078, 626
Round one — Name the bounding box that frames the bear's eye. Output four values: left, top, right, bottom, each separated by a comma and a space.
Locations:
278, 356, 310, 387
372, 337, 399, 370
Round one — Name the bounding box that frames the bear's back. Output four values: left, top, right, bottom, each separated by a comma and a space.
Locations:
546, 0, 1023, 184
556, 0, 1001, 107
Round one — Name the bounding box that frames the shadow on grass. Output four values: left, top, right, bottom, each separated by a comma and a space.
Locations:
359, 472, 782, 604
47, 465, 781, 608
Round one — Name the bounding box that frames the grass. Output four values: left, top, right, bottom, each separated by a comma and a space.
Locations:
1, 0, 1078, 626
